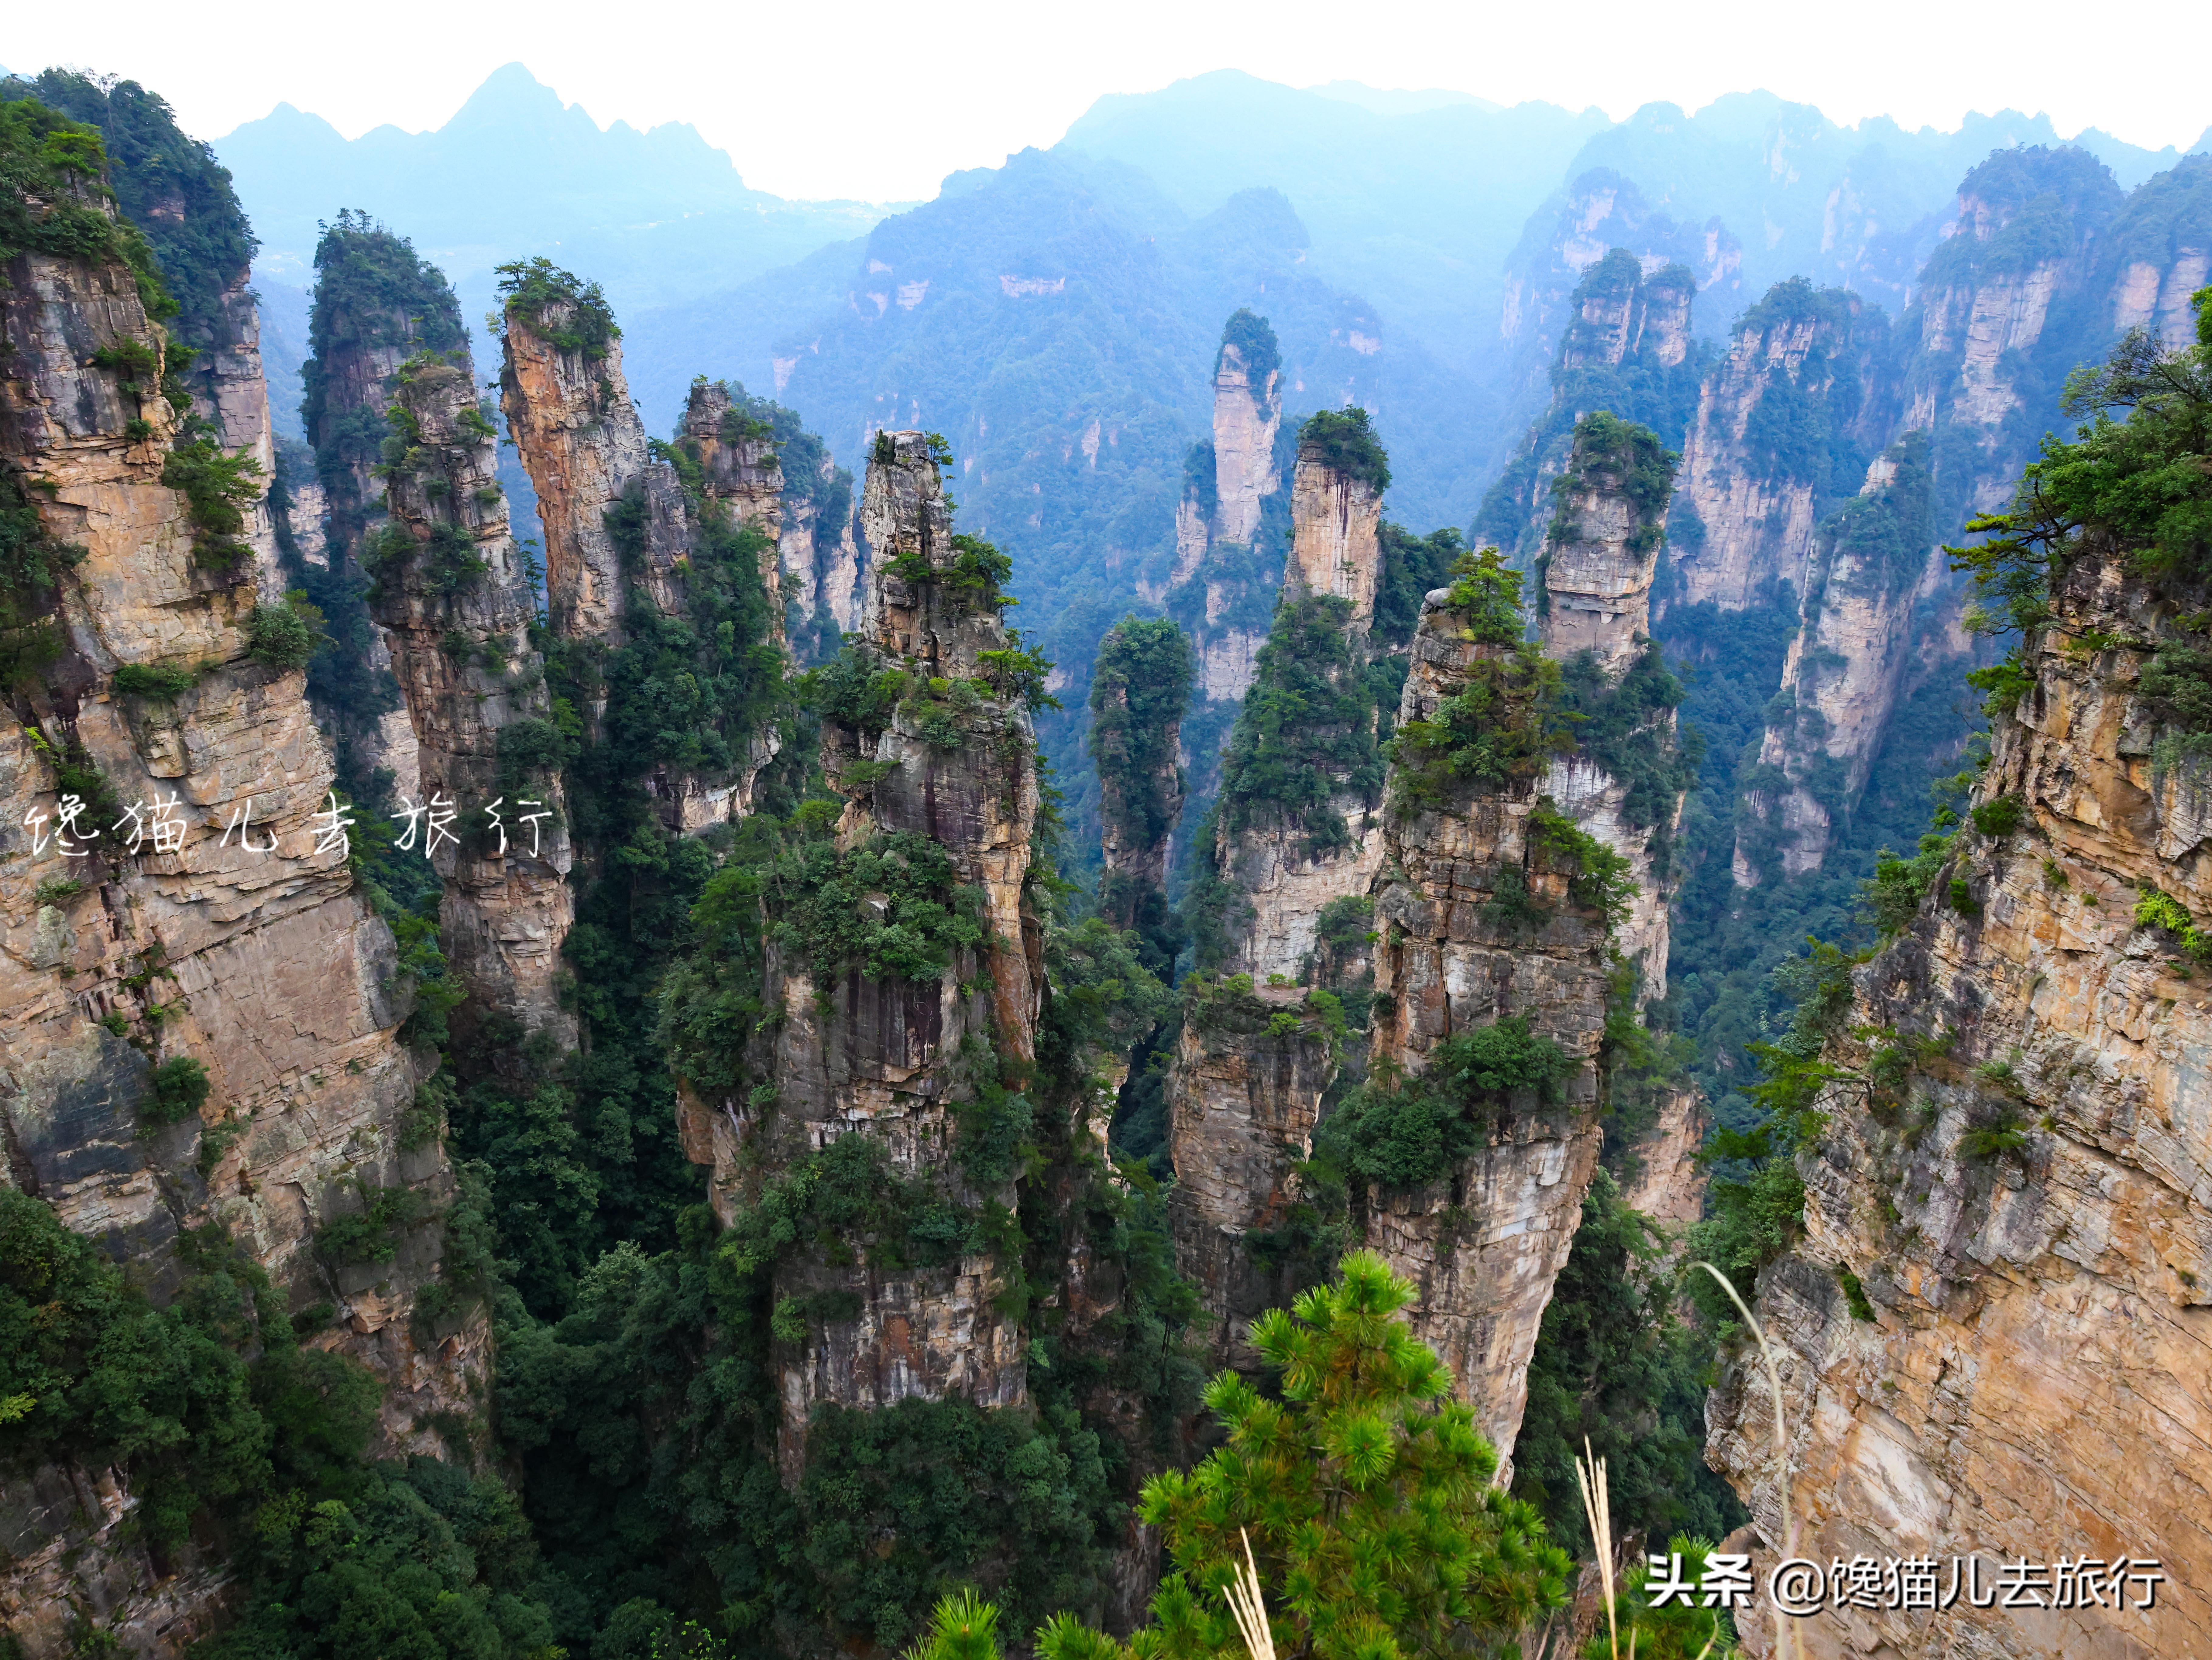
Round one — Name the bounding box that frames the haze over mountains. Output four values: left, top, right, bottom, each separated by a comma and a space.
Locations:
211, 62, 2210, 854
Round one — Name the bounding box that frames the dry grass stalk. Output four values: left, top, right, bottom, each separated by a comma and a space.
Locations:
1225, 1528, 1276, 1660
1694, 1260, 1798, 1660
1575, 1437, 1619, 1660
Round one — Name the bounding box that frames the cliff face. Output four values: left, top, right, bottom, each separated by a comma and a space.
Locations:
1541, 417, 1665, 676
1476, 250, 1701, 566
1668, 282, 1893, 611
779, 450, 863, 643
0, 205, 477, 1651
1363, 589, 1614, 1465
1164, 978, 1335, 1370
371, 354, 575, 1051
497, 296, 646, 642
1496, 172, 1737, 410
1708, 544, 2212, 1657
680, 433, 1040, 1477
1091, 617, 1193, 928
1539, 413, 1687, 996
1736, 436, 1942, 882
1210, 338, 1281, 547
1280, 438, 1382, 625
1213, 427, 1389, 984
1160, 313, 1290, 726
300, 217, 467, 802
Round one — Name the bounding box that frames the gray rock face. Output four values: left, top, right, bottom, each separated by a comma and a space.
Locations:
1164, 979, 1334, 1370
0, 206, 481, 1657
678, 432, 1040, 1481
1707, 544, 2212, 1658
373, 355, 576, 1051
1362, 590, 1614, 1466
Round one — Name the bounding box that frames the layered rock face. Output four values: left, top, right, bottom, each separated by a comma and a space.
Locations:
1281, 439, 1382, 624
1091, 618, 1192, 921
1164, 979, 1335, 1370
1215, 433, 1389, 983
1363, 590, 1615, 1463
779, 451, 864, 640
1735, 437, 1942, 882
1668, 282, 1893, 610
0, 210, 477, 1651
300, 218, 465, 799
371, 354, 575, 1049
1707, 545, 2212, 1657
1496, 173, 1737, 409
1210, 338, 1281, 546
1541, 418, 1665, 676
1539, 414, 1687, 996
497, 296, 647, 641
1159, 312, 1290, 709
684, 434, 1039, 1476
500, 288, 792, 832
1478, 250, 1699, 564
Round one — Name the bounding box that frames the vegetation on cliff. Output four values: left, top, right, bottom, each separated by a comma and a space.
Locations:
2, 70, 254, 370
1216, 595, 1382, 852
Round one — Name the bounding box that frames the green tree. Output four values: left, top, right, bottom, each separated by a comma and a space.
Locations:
1038, 1251, 1570, 1660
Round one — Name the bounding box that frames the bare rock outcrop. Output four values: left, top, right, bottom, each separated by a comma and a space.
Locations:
1358, 588, 1616, 1464
1706, 538, 2212, 1657
371, 353, 575, 1050
1668, 282, 1894, 611
0, 189, 481, 1656
1164, 977, 1336, 1370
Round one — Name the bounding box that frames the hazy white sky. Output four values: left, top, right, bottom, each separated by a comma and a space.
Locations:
9, 0, 2204, 201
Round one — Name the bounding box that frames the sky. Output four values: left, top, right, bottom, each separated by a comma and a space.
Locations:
8, 0, 2205, 201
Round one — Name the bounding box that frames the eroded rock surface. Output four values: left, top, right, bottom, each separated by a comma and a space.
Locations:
0, 215, 480, 1656
371, 355, 575, 1048
1707, 546, 2212, 1657
1362, 590, 1615, 1463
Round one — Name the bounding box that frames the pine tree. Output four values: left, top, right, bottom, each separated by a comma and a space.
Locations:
1038, 1250, 1571, 1660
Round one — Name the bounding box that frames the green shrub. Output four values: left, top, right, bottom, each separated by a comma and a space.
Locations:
2134, 886, 2212, 959
1037, 1252, 1568, 1660
245, 598, 318, 670
1321, 1017, 1577, 1189
1837, 1267, 1877, 1322
112, 660, 197, 698
1863, 831, 1955, 935
1966, 652, 2035, 718
143, 1055, 211, 1125
496, 256, 621, 358
1970, 795, 2025, 836
1296, 406, 1391, 493
160, 437, 261, 573
1528, 802, 1638, 931
1958, 1108, 2028, 1162
314, 1182, 432, 1267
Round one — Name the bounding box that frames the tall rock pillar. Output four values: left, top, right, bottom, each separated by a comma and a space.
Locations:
372, 352, 575, 1051
496, 274, 647, 642
1211, 313, 1283, 547
1166, 408, 1389, 1365
1213, 409, 1391, 982
1538, 410, 1687, 996
0, 126, 484, 1648
671, 433, 1040, 1479
1361, 578, 1614, 1465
